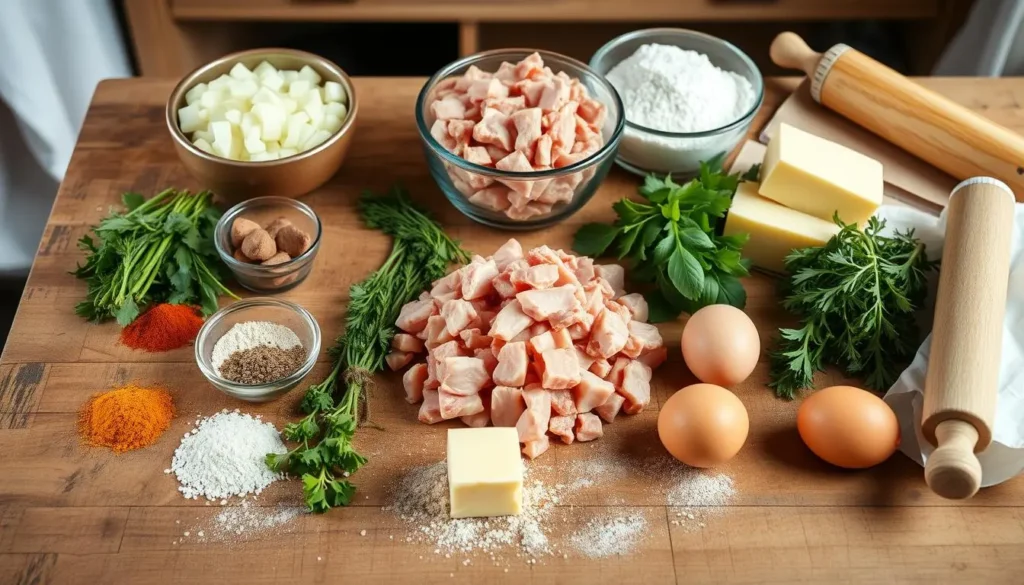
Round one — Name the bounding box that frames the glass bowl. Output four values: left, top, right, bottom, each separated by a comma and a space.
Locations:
215, 196, 322, 293
195, 297, 320, 402
415, 49, 625, 230
589, 28, 764, 179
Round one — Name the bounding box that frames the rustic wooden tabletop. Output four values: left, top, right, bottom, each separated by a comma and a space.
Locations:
2, 77, 1023, 585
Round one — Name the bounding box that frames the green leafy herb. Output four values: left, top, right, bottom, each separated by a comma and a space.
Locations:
768, 214, 938, 399
72, 188, 237, 325
267, 186, 469, 513
572, 159, 754, 322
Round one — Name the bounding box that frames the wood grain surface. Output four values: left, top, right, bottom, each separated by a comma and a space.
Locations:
2, 77, 1024, 584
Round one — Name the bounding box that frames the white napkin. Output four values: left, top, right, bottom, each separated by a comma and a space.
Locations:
880, 203, 1024, 486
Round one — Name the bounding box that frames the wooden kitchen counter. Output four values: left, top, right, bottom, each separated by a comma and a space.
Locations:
1, 77, 1023, 584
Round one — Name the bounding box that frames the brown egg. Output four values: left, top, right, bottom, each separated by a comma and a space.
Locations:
658, 383, 749, 467
797, 385, 900, 469
681, 304, 760, 387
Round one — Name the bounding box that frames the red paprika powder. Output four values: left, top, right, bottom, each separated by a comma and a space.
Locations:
120, 303, 204, 352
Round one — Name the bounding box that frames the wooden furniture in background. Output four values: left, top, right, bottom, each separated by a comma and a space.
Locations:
1, 75, 1024, 584
123, 0, 973, 77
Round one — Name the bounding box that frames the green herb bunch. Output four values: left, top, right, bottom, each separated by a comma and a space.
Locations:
72, 188, 237, 325
267, 186, 469, 513
769, 214, 938, 399
573, 158, 758, 322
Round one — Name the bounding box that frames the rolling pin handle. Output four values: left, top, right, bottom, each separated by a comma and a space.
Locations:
770, 32, 822, 76
924, 420, 983, 500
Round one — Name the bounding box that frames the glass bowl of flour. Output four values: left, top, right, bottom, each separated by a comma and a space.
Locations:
590, 28, 763, 178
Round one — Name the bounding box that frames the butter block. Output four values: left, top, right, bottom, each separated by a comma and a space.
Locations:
758, 123, 883, 225
447, 427, 523, 519
725, 181, 840, 274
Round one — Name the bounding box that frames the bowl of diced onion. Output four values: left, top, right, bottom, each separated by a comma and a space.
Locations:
166, 48, 357, 201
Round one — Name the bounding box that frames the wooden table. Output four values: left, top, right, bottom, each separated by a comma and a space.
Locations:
2, 77, 1024, 584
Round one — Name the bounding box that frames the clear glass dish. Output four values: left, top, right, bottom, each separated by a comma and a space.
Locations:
214, 196, 322, 293
589, 28, 765, 179
195, 297, 321, 402
415, 49, 625, 230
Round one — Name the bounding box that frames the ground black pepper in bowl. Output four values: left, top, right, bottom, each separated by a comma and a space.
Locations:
219, 345, 307, 385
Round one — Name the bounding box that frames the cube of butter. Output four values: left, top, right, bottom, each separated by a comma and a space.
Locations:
724, 182, 840, 274
447, 427, 523, 519
759, 123, 883, 225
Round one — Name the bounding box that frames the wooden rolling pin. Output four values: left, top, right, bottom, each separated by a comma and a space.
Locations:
922, 177, 1015, 499
770, 32, 1024, 201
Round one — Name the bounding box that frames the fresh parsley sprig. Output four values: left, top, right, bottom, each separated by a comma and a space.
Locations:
768, 214, 937, 399
267, 186, 469, 513
573, 157, 757, 322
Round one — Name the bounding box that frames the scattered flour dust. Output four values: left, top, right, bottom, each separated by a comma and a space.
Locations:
571, 514, 648, 558
175, 499, 304, 545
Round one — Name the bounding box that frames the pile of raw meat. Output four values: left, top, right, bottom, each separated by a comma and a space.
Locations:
388, 239, 667, 459
427, 52, 608, 221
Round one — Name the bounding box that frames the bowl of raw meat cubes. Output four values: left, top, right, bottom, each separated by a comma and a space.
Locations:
416, 50, 624, 229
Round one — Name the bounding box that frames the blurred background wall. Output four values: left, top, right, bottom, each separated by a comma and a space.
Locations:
2, 0, 1020, 347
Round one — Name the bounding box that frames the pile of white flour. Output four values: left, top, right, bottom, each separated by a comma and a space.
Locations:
605, 43, 757, 173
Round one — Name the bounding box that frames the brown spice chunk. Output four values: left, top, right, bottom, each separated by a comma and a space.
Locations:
264, 217, 292, 238
233, 248, 254, 263
230, 217, 261, 248
261, 251, 292, 266
275, 224, 312, 257
219, 345, 307, 385
241, 229, 277, 261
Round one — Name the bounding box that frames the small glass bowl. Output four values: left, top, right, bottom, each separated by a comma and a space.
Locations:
589, 28, 764, 179
415, 49, 625, 230
195, 297, 321, 402
214, 196, 322, 292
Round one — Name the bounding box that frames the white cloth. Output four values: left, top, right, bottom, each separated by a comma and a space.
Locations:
0, 0, 131, 277
933, 0, 1024, 76
881, 202, 1024, 487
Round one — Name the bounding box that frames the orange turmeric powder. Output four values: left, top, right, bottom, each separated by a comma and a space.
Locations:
78, 384, 175, 453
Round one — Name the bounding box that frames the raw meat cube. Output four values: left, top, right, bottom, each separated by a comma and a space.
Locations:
529, 322, 551, 336
392, 333, 425, 354
403, 363, 428, 404
386, 351, 414, 371
440, 356, 490, 396
474, 347, 499, 376
575, 256, 596, 283
488, 300, 533, 341
619, 360, 653, 415
469, 187, 512, 212
424, 315, 456, 349
552, 101, 579, 153
549, 415, 575, 444
522, 435, 550, 460
549, 389, 577, 417
517, 285, 580, 324
551, 327, 573, 349
594, 392, 625, 424
432, 96, 466, 120
396, 298, 437, 333
516, 387, 551, 442
575, 413, 604, 442
459, 328, 493, 350
589, 358, 612, 379
595, 264, 626, 298
472, 108, 513, 151
462, 145, 492, 166
440, 298, 479, 336
485, 145, 511, 163
605, 299, 633, 325
495, 150, 535, 201
586, 308, 629, 359
538, 77, 570, 111
492, 272, 517, 298
430, 270, 461, 297
574, 346, 596, 372
448, 119, 476, 146
455, 65, 490, 91
468, 78, 509, 103
535, 134, 553, 167
491, 386, 526, 427
505, 201, 551, 221
514, 52, 544, 81
578, 97, 606, 127
574, 114, 598, 143
430, 120, 458, 153
618, 293, 649, 322
534, 180, 574, 205
624, 321, 663, 359
528, 330, 557, 356
510, 264, 559, 290
526, 245, 581, 288
493, 341, 528, 387
427, 340, 462, 388
461, 258, 499, 300
460, 389, 491, 427
483, 95, 526, 116
607, 357, 630, 387
419, 390, 443, 424
492, 238, 523, 271
495, 61, 517, 84
537, 347, 581, 390
567, 318, 592, 340
510, 327, 532, 343
572, 370, 615, 412
514, 79, 547, 107
440, 391, 485, 420
637, 346, 668, 369
511, 107, 543, 153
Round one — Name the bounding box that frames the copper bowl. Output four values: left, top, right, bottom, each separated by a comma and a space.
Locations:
166, 48, 358, 202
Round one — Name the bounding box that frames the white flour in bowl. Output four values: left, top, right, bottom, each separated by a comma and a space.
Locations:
605, 43, 756, 174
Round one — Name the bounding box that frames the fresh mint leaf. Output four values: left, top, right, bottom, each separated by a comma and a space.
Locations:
114, 297, 140, 326
612, 198, 653, 225
573, 223, 619, 257
616, 225, 640, 260
163, 212, 192, 235
122, 192, 145, 211
715, 273, 747, 308
651, 233, 675, 266
668, 246, 704, 300
677, 226, 714, 250
700, 271, 721, 306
